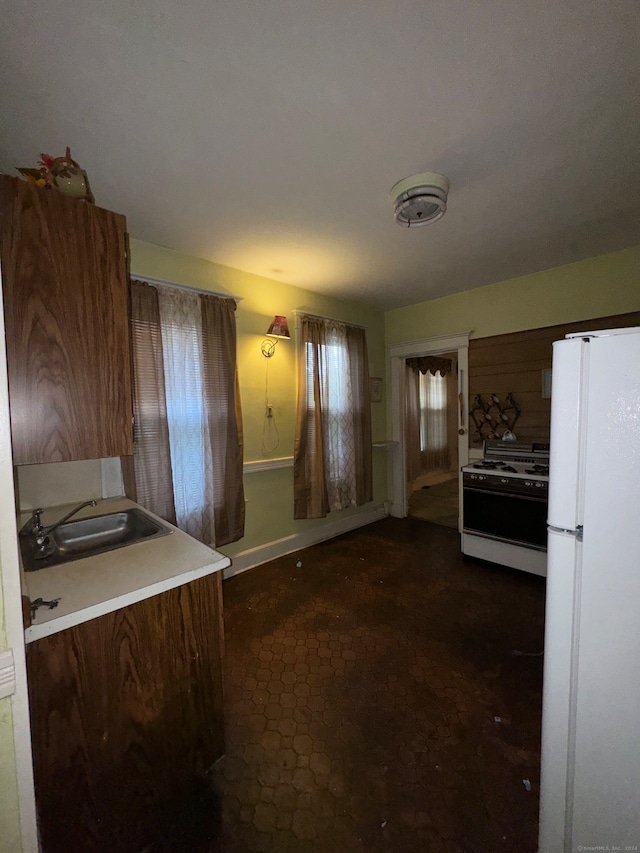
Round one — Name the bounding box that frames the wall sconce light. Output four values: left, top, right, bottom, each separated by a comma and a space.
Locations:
261, 315, 290, 358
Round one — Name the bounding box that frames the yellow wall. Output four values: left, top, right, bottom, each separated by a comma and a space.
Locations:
0, 696, 21, 852
129, 239, 390, 556
385, 245, 640, 345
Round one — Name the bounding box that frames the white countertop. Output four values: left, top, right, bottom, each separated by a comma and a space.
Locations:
21, 497, 230, 643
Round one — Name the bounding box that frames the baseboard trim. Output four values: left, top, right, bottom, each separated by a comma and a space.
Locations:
243, 456, 293, 473
223, 504, 389, 579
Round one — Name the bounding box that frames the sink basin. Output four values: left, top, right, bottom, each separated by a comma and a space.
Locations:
20, 508, 173, 572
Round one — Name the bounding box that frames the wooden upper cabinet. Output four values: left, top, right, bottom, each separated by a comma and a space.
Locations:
0, 175, 133, 464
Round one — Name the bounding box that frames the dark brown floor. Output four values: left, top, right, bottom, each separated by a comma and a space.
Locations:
159, 517, 546, 852
408, 477, 459, 528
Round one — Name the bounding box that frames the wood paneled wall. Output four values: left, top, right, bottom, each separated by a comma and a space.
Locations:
468, 312, 640, 447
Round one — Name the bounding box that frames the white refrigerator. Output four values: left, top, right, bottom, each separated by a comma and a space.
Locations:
539, 326, 640, 852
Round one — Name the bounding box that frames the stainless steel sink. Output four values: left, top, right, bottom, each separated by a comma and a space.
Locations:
20, 508, 173, 572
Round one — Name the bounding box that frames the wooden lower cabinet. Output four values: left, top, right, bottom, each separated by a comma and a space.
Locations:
26, 573, 225, 853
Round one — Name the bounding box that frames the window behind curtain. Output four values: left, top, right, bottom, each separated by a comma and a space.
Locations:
129, 279, 245, 546
158, 287, 215, 540
294, 315, 372, 519
419, 370, 450, 470
129, 281, 177, 526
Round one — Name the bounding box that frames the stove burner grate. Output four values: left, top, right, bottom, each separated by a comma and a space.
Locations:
525, 465, 549, 475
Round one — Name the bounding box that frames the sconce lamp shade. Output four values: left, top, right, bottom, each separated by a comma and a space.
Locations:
266, 316, 290, 338
261, 315, 290, 357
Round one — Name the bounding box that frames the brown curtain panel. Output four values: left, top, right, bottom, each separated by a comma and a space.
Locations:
201, 294, 245, 545
405, 363, 422, 482
346, 325, 374, 508
294, 318, 329, 519
129, 280, 244, 546
406, 355, 453, 376
129, 281, 177, 525
294, 315, 373, 519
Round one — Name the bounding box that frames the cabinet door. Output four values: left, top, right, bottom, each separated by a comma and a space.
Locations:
0, 175, 133, 463
26, 573, 225, 852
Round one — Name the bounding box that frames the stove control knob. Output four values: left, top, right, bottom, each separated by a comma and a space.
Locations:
525, 481, 533, 487
535, 482, 545, 488
500, 478, 508, 484
478, 475, 486, 481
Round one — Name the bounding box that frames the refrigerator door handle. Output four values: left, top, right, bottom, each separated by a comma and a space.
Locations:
547, 524, 583, 540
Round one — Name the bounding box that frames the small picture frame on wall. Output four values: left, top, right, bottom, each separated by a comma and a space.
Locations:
370, 377, 382, 402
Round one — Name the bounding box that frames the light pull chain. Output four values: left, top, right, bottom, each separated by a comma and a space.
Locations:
261, 357, 280, 453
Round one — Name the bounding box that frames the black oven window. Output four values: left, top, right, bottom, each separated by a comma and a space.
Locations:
463, 488, 548, 550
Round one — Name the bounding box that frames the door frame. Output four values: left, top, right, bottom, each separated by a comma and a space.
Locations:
0, 273, 39, 850
389, 332, 470, 525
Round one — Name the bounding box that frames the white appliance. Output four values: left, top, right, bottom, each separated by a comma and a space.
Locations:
539, 327, 640, 851
461, 441, 549, 576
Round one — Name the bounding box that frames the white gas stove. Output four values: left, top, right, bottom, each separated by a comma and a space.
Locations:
461, 441, 550, 577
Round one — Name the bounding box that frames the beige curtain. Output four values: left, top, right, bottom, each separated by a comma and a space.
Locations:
129, 280, 244, 546
201, 294, 245, 545
405, 364, 422, 482
293, 315, 373, 519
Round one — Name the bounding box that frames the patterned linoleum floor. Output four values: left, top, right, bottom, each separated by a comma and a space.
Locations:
161, 517, 546, 852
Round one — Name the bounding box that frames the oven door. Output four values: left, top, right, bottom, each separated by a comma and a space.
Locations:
463, 483, 548, 551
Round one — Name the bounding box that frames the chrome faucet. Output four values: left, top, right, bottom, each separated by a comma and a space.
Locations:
39, 499, 98, 537
19, 500, 98, 554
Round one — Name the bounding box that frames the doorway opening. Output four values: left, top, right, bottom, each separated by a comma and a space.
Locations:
405, 351, 459, 528
389, 332, 470, 528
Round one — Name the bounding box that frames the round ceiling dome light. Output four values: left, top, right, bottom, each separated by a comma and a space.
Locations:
390, 172, 450, 228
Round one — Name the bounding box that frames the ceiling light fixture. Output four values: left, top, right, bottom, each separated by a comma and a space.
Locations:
390, 172, 450, 228
261, 315, 290, 358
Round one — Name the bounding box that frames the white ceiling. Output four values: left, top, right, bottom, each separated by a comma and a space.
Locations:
1, 0, 639, 310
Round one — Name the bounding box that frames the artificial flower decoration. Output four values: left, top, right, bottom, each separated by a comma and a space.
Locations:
17, 147, 94, 202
